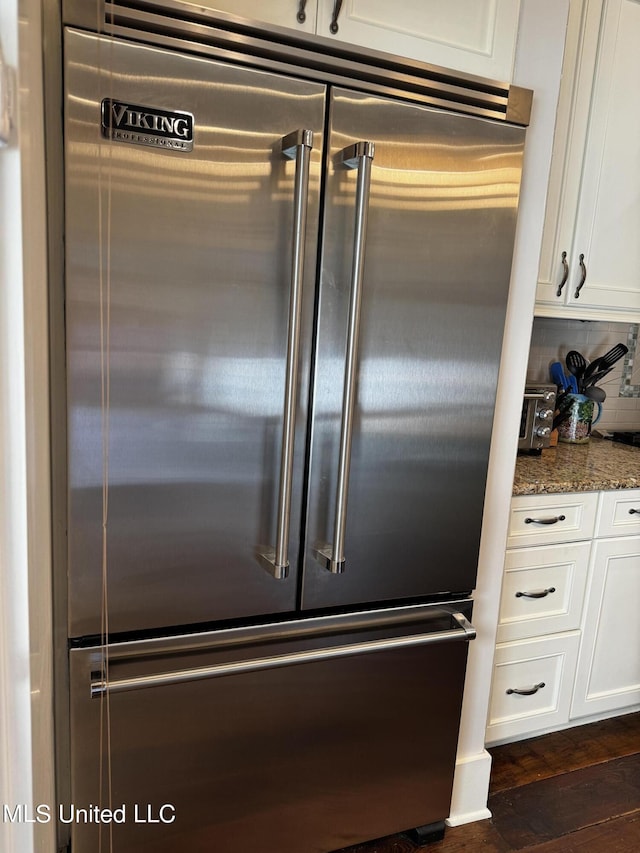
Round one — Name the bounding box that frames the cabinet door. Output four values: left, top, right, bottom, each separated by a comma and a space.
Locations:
185, 1, 318, 33
316, 0, 521, 80
537, 0, 640, 320
572, 535, 640, 718
566, 0, 640, 315
536, 0, 599, 312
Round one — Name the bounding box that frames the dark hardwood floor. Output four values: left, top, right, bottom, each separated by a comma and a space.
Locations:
336, 712, 640, 853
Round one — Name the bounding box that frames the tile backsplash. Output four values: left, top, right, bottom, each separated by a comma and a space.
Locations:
526, 318, 640, 431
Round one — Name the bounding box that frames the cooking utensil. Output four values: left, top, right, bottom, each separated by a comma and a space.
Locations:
599, 342, 629, 367
566, 350, 587, 390
552, 407, 573, 431
550, 361, 569, 390
584, 385, 606, 403
584, 366, 614, 388
583, 342, 628, 384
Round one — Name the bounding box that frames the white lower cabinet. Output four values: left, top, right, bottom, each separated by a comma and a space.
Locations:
488, 488, 640, 745
572, 535, 640, 718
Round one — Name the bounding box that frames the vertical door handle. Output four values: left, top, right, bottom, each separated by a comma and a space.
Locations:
297, 0, 308, 23
260, 130, 314, 580
556, 250, 569, 297
317, 141, 375, 574
330, 0, 344, 33
574, 253, 587, 298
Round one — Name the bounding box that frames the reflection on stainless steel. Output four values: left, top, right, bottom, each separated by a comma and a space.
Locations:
61, 21, 527, 853
66, 29, 326, 633
303, 87, 524, 611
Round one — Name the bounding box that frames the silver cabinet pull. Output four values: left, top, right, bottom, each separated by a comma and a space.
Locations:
330, 0, 343, 33
259, 130, 314, 580
556, 250, 569, 297
516, 587, 556, 599
574, 253, 587, 298
506, 682, 545, 696
317, 141, 375, 574
90, 611, 475, 696
297, 0, 308, 23
524, 515, 566, 525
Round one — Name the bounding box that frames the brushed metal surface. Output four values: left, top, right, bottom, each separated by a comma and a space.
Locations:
303, 88, 525, 610
65, 29, 325, 635
69, 604, 472, 853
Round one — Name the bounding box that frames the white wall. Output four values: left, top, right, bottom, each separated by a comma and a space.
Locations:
0, 1, 54, 851
448, 0, 570, 825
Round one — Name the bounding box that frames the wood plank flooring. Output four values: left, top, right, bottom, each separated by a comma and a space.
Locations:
335, 712, 640, 853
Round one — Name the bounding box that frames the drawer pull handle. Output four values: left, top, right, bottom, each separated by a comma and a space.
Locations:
506, 682, 545, 697
516, 587, 556, 599
629, 508, 640, 515
524, 515, 566, 525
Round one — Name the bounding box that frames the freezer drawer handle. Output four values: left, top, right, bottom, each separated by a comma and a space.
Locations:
316, 141, 375, 575
259, 129, 314, 580
90, 611, 474, 696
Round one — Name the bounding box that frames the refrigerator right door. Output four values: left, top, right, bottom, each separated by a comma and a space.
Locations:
303, 88, 525, 610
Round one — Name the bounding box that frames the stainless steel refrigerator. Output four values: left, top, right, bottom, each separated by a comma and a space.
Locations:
60, 4, 529, 851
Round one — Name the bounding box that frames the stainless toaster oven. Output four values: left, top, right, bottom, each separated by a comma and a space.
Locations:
519, 383, 557, 452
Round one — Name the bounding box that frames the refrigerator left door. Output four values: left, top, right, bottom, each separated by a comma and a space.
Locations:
64, 29, 326, 636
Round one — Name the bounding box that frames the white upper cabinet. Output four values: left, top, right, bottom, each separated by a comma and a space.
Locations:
315, 0, 521, 80
536, 0, 640, 321
197, 1, 522, 81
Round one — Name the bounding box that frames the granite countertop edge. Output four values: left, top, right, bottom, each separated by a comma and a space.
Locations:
513, 437, 640, 496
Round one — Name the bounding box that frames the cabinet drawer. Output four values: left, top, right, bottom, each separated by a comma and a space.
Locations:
596, 489, 640, 538
497, 542, 590, 643
486, 633, 580, 744
507, 493, 598, 547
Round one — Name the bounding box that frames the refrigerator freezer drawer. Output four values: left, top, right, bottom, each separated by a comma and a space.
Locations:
68, 604, 473, 853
